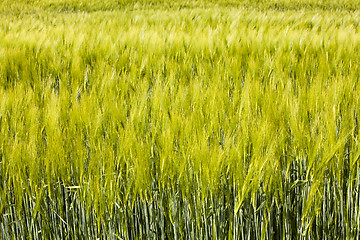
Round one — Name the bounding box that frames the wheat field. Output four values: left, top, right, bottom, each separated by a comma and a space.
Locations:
1, 0, 360, 239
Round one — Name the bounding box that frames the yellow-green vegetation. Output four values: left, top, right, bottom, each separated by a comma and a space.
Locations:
1, 0, 360, 239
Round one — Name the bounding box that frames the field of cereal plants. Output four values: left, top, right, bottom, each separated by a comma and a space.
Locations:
1, 0, 360, 239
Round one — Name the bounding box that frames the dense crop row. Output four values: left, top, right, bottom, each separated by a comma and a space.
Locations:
2, 0, 360, 12
1, 1, 360, 239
